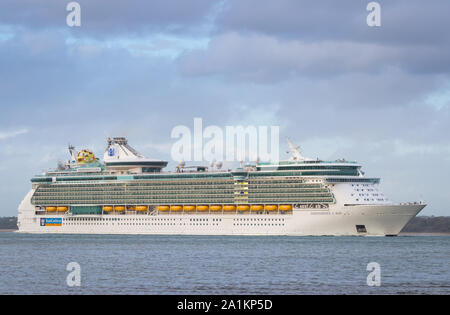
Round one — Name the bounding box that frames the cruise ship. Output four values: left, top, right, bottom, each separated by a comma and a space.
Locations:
17, 137, 425, 236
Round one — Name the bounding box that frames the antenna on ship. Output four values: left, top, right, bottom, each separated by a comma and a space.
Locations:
68, 144, 77, 165
286, 137, 311, 161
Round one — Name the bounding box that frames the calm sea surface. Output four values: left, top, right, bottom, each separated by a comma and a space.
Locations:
0, 232, 448, 295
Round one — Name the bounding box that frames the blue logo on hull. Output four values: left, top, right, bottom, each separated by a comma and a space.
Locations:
40, 218, 62, 226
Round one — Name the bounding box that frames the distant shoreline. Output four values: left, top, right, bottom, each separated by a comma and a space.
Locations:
399, 232, 450, 236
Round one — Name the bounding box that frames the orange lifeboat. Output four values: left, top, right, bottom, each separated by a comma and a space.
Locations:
114, 206, 126, 212
210, 205, 222, 212
279, 205, 293, 211
170, 205, 183, 212
237, 205, 250, 212
136, 206, 148, 212
103, 206, 113, 212
196, 205, 209, 212
57, 206, 68, 212
46, 207, 57, 212
158, 206, 170, 212
183, 205, 196, 212
223, 205, 236, 212
265, 205, 278, 212
251, 205, 264, 211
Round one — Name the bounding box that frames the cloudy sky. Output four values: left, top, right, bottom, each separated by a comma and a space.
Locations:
0, 0, 449, 216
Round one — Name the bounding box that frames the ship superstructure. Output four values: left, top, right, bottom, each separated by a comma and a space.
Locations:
17, 137, 425, 236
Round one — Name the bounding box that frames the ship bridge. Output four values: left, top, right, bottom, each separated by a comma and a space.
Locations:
256, 160, 362, 177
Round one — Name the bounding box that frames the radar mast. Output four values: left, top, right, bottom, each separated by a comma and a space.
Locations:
286, 137, 312, 161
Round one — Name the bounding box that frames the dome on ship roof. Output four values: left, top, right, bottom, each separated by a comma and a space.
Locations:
76, 149, 96, 164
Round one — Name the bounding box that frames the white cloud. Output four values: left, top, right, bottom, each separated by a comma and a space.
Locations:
66, 34, 209, 59
392, 139, 450, 157
0, 128, 29, 140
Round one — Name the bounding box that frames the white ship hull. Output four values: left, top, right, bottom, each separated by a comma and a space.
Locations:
17, 190, 425, 236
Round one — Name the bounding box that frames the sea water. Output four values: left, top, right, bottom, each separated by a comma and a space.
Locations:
0, 233, 448, 294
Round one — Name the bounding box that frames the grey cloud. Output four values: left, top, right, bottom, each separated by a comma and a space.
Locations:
216, 0, 450, 46
178, 32, 450, 82
2, 0, 450, 47
0, 0, 217, 37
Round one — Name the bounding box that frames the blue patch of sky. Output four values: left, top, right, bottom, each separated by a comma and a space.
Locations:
0, 24, 15, 41
425, 85, 450, 110
65, 33, 210, 59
